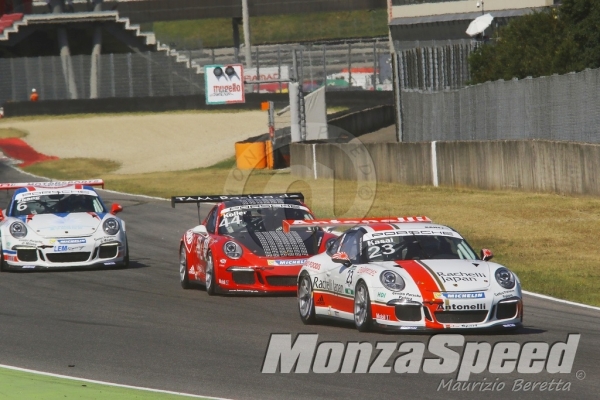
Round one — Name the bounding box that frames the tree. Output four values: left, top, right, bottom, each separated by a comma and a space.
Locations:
469, 10, 567, 84
557, 0, 600, 71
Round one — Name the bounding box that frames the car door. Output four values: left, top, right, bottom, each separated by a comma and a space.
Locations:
326, 229, 364, 319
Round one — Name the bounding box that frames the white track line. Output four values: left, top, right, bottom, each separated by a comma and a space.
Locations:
523, 290, 600, 312
0, 364, 233, 399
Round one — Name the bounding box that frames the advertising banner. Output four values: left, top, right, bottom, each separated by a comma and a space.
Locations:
205, 64, 245, 105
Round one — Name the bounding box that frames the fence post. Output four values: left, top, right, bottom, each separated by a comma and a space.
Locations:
299, 47, 304, 88
38, 56, 44, 100
52, 56, 58, 99
322, 44, 327, 87
256, 46, 260, 93
110, 53, 115, 97
127, 53, 133, 97
147, 51, 153, 97
278, 45, 282, 92
373, 41, 377, 90
24, 57, 30, 100
393, 53, 404, 142
347, 42, 352, 87
79, 55, 85, 99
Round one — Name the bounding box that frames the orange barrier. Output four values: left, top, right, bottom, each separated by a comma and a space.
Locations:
235, 141, 267, 170
265, 140, 274, 169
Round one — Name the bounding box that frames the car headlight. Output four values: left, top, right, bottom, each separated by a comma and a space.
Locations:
379, 270, 405, 291
9, 221, 27, 238
103, 218, 120, 235
223, 241, 242, 259
495, 267, 516, 289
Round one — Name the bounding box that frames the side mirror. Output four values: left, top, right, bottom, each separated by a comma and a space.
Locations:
0, 209, 4, 221
331, 252, 351, 266
110, 204, 123, 215
480, 248, 493, 261
192, 225, 208, 235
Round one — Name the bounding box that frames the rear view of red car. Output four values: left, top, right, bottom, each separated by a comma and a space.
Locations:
172, 193, 337, 295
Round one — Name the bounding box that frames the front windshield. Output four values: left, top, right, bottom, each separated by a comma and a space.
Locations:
218, 205, 313, 234
11, 193, 106, 216
364, 234, 478, 261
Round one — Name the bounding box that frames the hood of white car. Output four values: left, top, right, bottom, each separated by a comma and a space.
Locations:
23, 213, 103, 238
419, 259, 491, 291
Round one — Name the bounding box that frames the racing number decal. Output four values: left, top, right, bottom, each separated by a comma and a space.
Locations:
346, 268, 354, 285
368, 243, 395, 259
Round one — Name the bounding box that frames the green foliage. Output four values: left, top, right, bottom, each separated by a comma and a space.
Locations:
469, 0, 600, 83
558, 0, 600, 70
152, 10, 388, 48
469, 10, 566, 83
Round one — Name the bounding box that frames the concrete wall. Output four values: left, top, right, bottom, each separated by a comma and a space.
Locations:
328, 104, 395, 140
291, 140, 600, 196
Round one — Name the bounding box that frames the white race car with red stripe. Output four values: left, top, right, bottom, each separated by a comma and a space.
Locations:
294, 217, 523, 332
0, 180, 128, 270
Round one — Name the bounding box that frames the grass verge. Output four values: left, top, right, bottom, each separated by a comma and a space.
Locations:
0, 366, 209, 399
22, 160, 600, 307
152, 10, 388, 48
0, 128, 28, 139
25, 158, 120, 180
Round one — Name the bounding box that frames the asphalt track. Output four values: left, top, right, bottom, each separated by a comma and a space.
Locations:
0, 163, 599, 400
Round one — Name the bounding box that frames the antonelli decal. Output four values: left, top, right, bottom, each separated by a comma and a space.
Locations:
205, 64, 245, 105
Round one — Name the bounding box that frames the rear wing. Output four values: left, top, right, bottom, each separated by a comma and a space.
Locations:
171, 193, 304, 208
282, 216, 432, 233
0, 179, 105, 190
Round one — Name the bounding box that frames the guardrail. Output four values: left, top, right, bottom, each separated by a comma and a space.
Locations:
291, 140, 600, 196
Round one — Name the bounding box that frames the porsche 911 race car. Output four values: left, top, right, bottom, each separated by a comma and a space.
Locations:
172, 193, 337, 295
294, 217, 523, 332
0, 180, 128, 270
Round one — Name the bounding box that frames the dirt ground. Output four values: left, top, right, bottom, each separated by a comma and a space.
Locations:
0, 112, 269, 174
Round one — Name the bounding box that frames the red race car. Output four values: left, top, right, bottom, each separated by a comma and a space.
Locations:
172, 193, 337, 295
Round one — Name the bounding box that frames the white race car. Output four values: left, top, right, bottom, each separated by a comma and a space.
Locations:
292, 217, 523, 332
0, 180, 128, 271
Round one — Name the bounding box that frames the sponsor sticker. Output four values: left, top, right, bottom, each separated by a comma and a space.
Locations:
53, 245, 68, 252
434, 292, 485, 300
267, 259, 308, 266
437, 303, 486, 311
58, 239, 86, 244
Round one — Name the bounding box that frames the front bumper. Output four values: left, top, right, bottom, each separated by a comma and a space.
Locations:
2, 238, 127, 270
214, 264, 302, 294
371, 296, 523, 331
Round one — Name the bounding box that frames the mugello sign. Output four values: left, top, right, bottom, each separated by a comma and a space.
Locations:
205, 64, 245, 105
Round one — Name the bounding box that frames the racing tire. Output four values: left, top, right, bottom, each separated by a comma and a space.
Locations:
298, 272, 317, 324
0, 253, 6, 272
115, 242, 130, 269
205, 251, 217, 296
179, 244, 191, 289
123, 241, 130, 268
354, 281, 373, 332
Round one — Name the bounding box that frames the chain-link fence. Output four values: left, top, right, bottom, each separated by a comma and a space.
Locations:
193, 39, 393, 92
0, 39, 393, 105
400, 66, 600, 143
395, 40, 475, 91
0, 51, 204, 105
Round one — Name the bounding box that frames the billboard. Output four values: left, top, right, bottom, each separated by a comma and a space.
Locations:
205, 64, 245, 105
